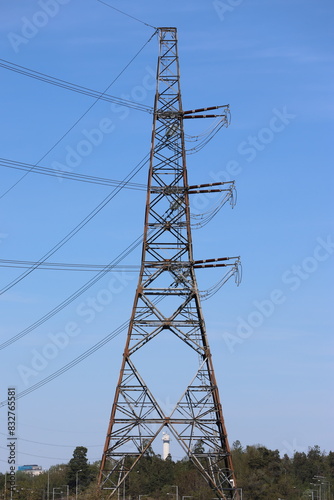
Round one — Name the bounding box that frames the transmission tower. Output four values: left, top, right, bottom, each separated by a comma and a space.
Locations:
98, 27, 240, 499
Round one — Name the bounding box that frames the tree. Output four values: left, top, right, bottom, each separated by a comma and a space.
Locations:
67, 446, 91, 492
2, 442, 331, 499
192, 439, 205, 454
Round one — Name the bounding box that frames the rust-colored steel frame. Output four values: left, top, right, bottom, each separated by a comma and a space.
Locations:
98, 27, 239, 499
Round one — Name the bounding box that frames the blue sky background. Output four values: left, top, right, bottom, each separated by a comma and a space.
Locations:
0, 0, 333, 472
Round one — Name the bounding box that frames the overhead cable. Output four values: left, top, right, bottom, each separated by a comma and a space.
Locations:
0, 58, 153, 114
0, 431, 101, 448
0, 31, 155, 199
0, 157, 146, 190
0, 258, 139, 272
0, 153, 150, 297
0, 293, 165, 407
96, 0, 157, 30
0, 320, 128, 407
200, 260, 242, 300
0, 205, 167, 350
0, 233, 143, 351
185, 115, 230, 155
191, 184, 236, 228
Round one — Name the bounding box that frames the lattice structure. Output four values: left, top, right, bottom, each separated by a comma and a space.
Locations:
98, 27, 240, 499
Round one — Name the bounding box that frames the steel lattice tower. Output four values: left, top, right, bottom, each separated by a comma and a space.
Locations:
98, 28, 240, 499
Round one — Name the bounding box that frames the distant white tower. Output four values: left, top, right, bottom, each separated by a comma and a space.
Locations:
162, 432, 170, 460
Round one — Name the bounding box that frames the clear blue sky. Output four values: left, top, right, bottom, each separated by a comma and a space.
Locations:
0, 0, 333, 472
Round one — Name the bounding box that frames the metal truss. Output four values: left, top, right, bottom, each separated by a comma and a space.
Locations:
98, 27, 240, 500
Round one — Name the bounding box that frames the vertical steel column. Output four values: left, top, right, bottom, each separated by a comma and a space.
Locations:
98, 28, 239, 499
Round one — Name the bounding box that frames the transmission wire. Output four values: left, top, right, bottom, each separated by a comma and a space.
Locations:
0, 156, 146, 190
0, 201, 167, 351
0, 153, 150, 296
0, 59, 152, 114
0, 322, 127, 405
0, 233, 143, 350
0, 258, 140, 272
96, 0, 157, 29
0, 431, 101, 448
0, 31, 155, 200
0, 292, 165, 407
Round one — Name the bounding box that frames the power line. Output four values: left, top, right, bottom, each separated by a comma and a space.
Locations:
0, 446, 69, 462
0, 153, 150, 297
0, 293, 165, 406
96, 0, 157, 30
0, 31, 155, 199
0, 321, 128, 407
0, 156, 146, 190
0, 59, 153, 114
0, 214, 165, 351
0, 233, 143, 350
0, 432, 102, 448
0, 258, 139, 272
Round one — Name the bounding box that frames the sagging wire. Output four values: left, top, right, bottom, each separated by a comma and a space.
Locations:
0, 31, 156, 199
0, 156, 147, 191
0, 321, 129, 407
200, 259, 242, 301
185, 109, 231, 155
0, 58, 153, 114
0, 259, 140, 272
96, 0, 157, 30
190, 182, 236, 229
0, 204, 168, 350
159, 107, 231, 156
0, 233, 144, 351
0, 152, 150, 297
184, 116, 223, 142
0, 293, 166, 407
159, 115, 229, 156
